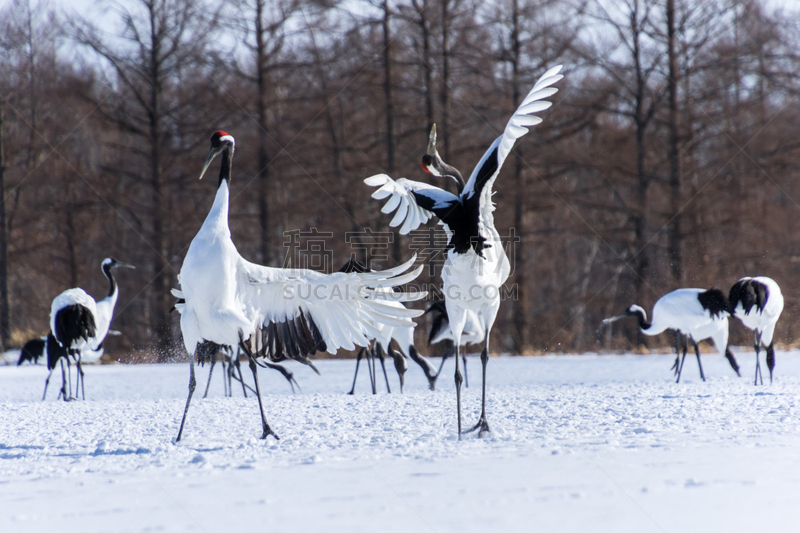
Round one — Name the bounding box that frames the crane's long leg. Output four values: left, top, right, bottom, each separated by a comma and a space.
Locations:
56, 363, 64, 401
226, 357, 234, 397
766, 341, 776, 385
230, 367, 257, 395
77, 356, 85, 400
261, 361, 299, 393
224, 356, 232, 397
58, 359, 68, 401
376, 344, 391, 393
221, 356, 228, 397
676, 334, 688, 383
348, 348, 365, 395
234, 356, 248, 397
433, 345, 454, 390
466, 330, 491, 437
72, 355, 79, 399
228, 357, 235, 397
408, 345, 436, 391
754, 331, 763, 386
671, 330, 681, 376
436, 344, 454, 378
42, 366, 56, 401
175, 357, 196, 442
367, 345, 377, 394
364, 345, 375, 394
65, 356, 73, 401
693, 340, 706, 382
725, 347, 741, 377
463, 349, 469, 389
388, 345, 407, 393
454, 342, 463, 439
222, 357, 230, 397
202, 357, 217, 399
244, 351, 278, 440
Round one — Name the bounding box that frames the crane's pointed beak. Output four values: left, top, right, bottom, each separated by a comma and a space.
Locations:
116, 262, 135, 270
199, 146, 222, 180
598, 314, 624, 330
427, 123, 437, 156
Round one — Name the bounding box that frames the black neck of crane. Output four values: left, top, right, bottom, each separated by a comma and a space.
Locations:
630, 309, 652, 331
219, 146, 233, 187
444, 165, 465, 194
102, 263, 117, 298
435, 156, 464, 194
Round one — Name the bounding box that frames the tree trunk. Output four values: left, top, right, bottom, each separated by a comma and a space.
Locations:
382, 0, 394, 175
65, 199, 78, 289
0, 102, 9, 351
255, 0, 272, 265
418, 0, 434, 133
509, 0, 527, 353
634, 120, 649, 313
631, 6, 650, 344
381, 0, 400, 261
666, 0, 682, 282
149, 10, 170, 360
439, 0, 451, 161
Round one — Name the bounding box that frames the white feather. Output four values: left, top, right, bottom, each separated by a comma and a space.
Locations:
178, 158, 428, 359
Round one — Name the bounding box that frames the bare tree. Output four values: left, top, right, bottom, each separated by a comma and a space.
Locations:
0, 0, 64, 348
579, 0, 665, 323
71, 0, 218, 359
228, 0, 305, 265
666, 0, 681, 281
0, 91, 7, 352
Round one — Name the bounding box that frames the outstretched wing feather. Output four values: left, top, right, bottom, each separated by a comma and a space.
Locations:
364, 174, 459, 235
462, 65, 563, 200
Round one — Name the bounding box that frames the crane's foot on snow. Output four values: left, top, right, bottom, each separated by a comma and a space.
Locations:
465, 415, 491, 438
260, 424, 280, 441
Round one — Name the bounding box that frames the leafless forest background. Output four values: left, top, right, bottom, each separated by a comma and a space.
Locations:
1, 0, 799, 361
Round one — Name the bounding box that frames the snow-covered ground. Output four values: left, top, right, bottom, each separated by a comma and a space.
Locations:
2, 351, 800, 532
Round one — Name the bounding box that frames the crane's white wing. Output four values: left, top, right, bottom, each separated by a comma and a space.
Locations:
364, 174, 460, 235
461, 65, 563, 201
236, 255, 427, 359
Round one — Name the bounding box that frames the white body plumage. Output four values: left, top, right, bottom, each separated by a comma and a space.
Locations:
429, 307, 485, 348
626, 289, 730, 355
730, 276, 783, 346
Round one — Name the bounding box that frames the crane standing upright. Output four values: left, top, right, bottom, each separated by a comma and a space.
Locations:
44, 258, 133, 400
365, 66, 564, 437
175, 132, 427, 441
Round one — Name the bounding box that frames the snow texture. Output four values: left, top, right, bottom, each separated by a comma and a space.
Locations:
2, 352, 800, 532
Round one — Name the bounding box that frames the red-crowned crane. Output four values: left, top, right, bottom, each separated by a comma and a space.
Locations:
44, 258, 133, 400
174, 131, 426, 441
728, 276, 784, 385
46, 288, 96, 400
424, 300, 485, 389
602, 288, 741, 383
365, 66, 563, 437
